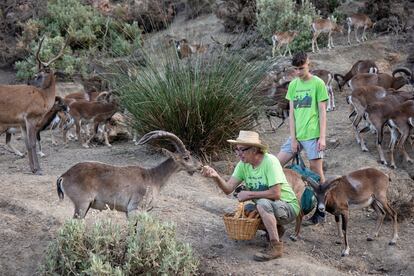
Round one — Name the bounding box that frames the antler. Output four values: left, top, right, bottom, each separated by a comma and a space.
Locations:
137, 130, 187, 153
37, 36, 70, 68
35, 36, 46, 70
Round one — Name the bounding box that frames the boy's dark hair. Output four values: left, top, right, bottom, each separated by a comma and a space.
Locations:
292, 52, 308, 67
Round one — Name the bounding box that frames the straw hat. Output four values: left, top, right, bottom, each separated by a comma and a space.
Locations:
227, 130, 268, 151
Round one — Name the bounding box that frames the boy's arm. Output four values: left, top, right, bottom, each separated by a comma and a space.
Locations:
318, 101, 327, 151
289, 100, 298, 152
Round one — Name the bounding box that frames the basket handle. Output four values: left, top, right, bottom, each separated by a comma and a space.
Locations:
240, 202, 245, 218
234, 202, 245, 218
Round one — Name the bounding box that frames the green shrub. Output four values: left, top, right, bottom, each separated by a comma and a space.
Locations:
15, 36, 79, 80
16, 0, 142, 80
312, 0, 342, 17
38, 213, 199, 275
112, 49, 271, 158
256, 0, 320, 54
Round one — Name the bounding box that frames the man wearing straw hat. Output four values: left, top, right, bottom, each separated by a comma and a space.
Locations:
201, 130, 300, 261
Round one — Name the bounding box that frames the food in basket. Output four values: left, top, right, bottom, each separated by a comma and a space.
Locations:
247, 210, 259, 218
234, 202, 244, 218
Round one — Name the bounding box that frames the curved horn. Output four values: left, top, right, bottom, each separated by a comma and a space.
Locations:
333, 74, 344, 91
35, 36, 46, 70
302, 175, 319, 190
95, 91, 110, 102
333, 73, 344, 82
137, 130, 187, 153
392, 67, 412, 78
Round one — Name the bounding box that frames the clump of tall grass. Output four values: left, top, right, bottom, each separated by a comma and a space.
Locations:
38, 213, 199, 275
113, 47, 271, 159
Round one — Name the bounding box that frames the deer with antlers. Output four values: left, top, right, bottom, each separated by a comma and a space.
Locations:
0, 36, 67, 174
311, 18, 343, 53
271, 31, 298, 57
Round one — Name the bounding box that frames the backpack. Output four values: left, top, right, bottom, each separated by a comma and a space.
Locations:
287, 153, 319, 215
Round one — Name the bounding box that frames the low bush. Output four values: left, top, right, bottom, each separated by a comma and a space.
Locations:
113, 49, 271, 159
15, 0, 142, 80
38, 213, 199, 275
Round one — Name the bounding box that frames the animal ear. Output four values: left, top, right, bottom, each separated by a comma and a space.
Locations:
54, 96, 64, 105
323, 176, 342, 192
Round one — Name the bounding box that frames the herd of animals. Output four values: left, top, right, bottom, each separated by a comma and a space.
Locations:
0, 11, 413, 259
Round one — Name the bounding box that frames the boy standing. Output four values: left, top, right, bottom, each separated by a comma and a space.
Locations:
277, 52, 328, 224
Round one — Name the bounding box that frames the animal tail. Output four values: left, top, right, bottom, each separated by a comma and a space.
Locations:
346, 17, 352, 26
57, 177, 65, 200
63, 114, 75, 131
372, 198, 386, 214
369, 67, 378, 74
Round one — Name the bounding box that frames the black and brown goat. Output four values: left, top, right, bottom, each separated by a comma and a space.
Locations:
306, 168, 398, 257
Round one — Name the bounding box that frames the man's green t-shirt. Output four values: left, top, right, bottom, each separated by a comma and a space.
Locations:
286, 75, 329, 141
232, 153, 300, 216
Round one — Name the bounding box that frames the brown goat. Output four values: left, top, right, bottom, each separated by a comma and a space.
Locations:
283, 168, 306, 241
311, 18, 343, 53
349, 68, 413, 91
346, 14, 374, 45
62, 92, 119, 148
263, 81, 290, 131
175, 39, 208, 59
348, 86, 413, 151
306, 168, 398, 257
353, 90, 413, 159
334, 60, 378, 91
388, 100, 414, 168
312, 69, 335, 111
271, 31, 298, 57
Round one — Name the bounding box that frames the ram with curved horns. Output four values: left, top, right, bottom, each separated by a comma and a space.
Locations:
56, 130, 203, 218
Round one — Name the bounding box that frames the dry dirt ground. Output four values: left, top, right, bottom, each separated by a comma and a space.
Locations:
1, 13, 414, 276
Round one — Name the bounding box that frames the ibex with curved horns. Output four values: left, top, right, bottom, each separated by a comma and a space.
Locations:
56, 130, 203, 218
0, 36, 68, 174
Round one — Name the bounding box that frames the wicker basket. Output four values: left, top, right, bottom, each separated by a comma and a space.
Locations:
223, 203, 261, 240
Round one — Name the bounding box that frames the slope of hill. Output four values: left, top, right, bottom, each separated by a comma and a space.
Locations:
1, 9, 414, 276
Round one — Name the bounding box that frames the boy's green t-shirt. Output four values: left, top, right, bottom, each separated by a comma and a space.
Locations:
286, 75, 329, 141
232, 153, 300, 216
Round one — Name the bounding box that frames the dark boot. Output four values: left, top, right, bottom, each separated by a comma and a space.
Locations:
261, 225, 285, 245
254, 240, 283, 262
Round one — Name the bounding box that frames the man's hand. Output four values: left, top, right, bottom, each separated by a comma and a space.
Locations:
201, 165, 219, 178
237, 191, 250, 202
